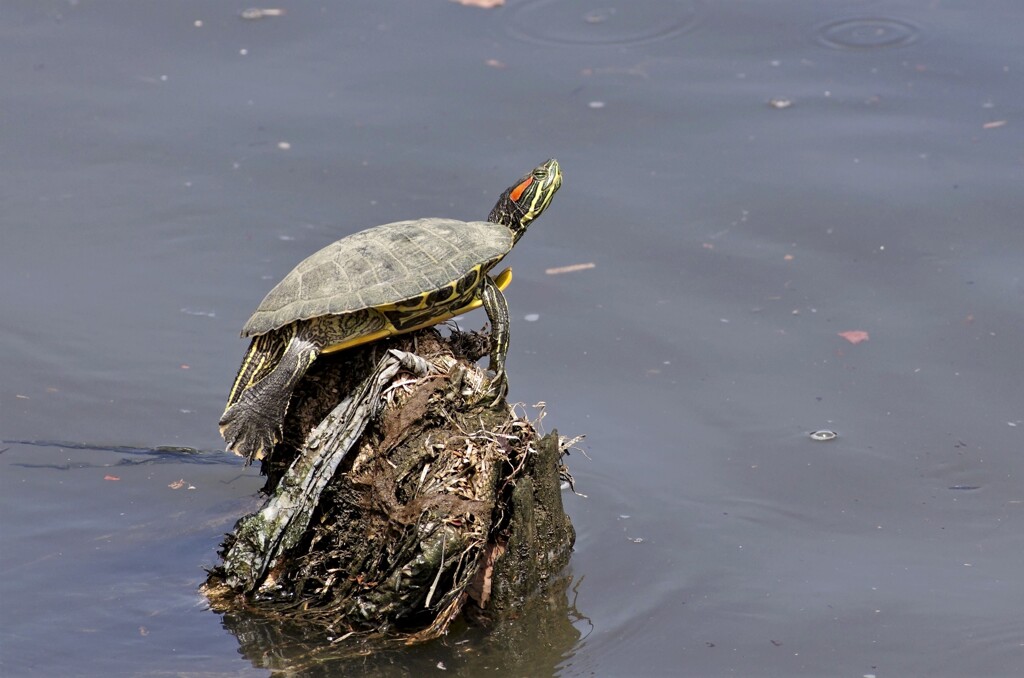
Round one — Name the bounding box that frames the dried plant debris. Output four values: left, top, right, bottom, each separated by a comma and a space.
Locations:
204, 328, 577, 643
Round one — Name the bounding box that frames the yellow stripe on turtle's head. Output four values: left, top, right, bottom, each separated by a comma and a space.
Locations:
487, 159, 562, 243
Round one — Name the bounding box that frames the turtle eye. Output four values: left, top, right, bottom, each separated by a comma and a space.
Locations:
532, 168, 547, 180
509, 176, 533, 202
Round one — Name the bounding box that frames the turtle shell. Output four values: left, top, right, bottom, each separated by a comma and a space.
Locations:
242, 218, 513, 337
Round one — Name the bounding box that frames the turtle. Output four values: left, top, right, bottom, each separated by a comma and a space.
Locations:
219, 158, 562, 463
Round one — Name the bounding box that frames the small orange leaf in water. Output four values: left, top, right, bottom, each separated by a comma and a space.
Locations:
450, 0, 504, 7
104, 475, 121, 481
838, 330, 870, 345
485, 59, 506, 69
982, 120, 1007, 130
168, 479, 186, 490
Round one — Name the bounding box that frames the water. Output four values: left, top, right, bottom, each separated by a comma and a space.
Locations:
2, 1, 1022, 675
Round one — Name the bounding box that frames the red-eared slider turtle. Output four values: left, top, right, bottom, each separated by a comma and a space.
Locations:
220, 159, 562, 462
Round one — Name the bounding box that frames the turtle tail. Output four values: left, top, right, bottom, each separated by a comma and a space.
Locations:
219, 332, 320, 464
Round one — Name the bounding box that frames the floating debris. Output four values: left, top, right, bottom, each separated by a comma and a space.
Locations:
240, 8, 285, 20
450, 0, 504, 7
838, 330, 870, 345
180, 307, 216, 318
546, 262, 596, 275
809, 430, 838, 442
767, 97, 793, 109
584, 8, 615, 24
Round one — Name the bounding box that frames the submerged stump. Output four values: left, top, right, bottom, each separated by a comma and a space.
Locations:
204, 327, 576, 642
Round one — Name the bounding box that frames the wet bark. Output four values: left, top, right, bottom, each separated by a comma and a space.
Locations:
203, 327, 575, 643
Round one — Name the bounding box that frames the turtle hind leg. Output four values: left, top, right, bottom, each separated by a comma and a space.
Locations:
219, 333, 320, 464
224, 331, 289, 412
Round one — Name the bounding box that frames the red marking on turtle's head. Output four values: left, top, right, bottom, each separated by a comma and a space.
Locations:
509, 176, 533, 203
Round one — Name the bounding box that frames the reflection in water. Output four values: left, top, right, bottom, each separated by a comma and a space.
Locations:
3, 438, 226, 463
215, 574, 587, 676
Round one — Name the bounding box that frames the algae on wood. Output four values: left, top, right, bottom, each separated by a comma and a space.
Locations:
204, 328, 576, 642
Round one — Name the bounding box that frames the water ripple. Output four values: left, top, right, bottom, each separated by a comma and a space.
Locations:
814, 17, 921, 50
507, 0, 703, 47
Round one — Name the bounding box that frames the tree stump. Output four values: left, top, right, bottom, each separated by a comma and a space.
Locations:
203, 327, 576, 643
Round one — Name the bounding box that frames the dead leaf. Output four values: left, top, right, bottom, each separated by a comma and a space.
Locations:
485, 59, 506, 69
450, 0, 504, 7
838, 330, 870, 345
168, 479, 186, 490
139, 626, 149, 636
545, 262, 596, 275
784, 254, 794, 261
104, 475, 120, 481
467, 541, 506, 607
982, 120, 1007, 129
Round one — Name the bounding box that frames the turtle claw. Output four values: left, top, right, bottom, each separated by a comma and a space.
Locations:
219, 403, 282, 465
485, 370, 509, 407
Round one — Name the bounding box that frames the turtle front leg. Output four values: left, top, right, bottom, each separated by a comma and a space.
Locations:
219, 332, 321, 464
480, 274, 510, 404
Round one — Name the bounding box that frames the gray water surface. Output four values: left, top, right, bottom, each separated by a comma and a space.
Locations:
2, 1, 1022, 676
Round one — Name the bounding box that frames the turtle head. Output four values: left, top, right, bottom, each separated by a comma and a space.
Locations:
488, 159, 562, 242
